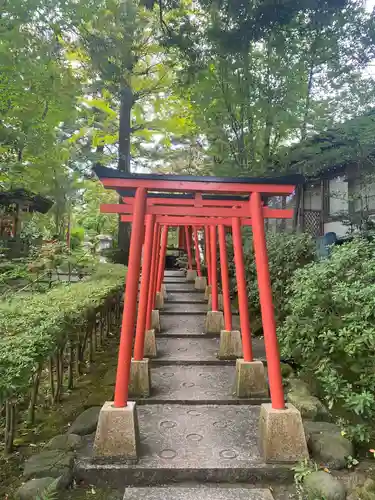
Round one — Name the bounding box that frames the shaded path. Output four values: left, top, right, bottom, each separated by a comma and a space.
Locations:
78, 270, 291, 499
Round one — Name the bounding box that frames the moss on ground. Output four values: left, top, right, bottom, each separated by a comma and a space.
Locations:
0, 335, 119, 499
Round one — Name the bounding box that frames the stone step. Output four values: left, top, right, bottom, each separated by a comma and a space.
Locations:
160, 314, 205, 334
162, 302, 208, 314
164, 277, 189, 283
136, 365, 269, 404
165, 283, 197, 292
152, 337, 266, 366
76, 404, 290, 487
159, 314, 242, 335
123, 486, 274, 499
164, 270, 185, 277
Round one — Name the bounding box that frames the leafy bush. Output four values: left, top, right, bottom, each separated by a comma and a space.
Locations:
227, 230, 315, 324
0, 262, 125, 403
0, 262, 125, 452
278, 238, 375, 442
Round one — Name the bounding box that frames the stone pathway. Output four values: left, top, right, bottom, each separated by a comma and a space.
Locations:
77, 270, 292, 499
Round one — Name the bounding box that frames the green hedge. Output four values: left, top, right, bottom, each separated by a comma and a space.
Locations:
0, 263, 125, 403
227, 230, 315, 325
278, 238, 375, 443
0, 263, 126, 452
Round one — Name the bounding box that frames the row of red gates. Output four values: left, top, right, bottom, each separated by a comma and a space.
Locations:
95, 165, 303, 411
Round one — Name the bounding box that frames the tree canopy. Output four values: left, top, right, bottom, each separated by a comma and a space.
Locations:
1, 0, 375, 254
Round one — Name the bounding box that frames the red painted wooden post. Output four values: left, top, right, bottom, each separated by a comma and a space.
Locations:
157, 225, 169, 292
178, 226, 186, 250
185, 226, 193, 270
250, 192, 285, 409
146, 222, 159, 330
193, 226, 202, 277
114, 187, 147, 408
205, 226, 211, 285
134, 214, 155, 360
210, 225, 219, 311
218, 224, 232, 331
152, 224, 162, 308
231, 217, 253, 362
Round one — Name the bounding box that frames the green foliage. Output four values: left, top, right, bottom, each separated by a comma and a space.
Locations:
228, 231, 315, 323
273, 110, 375, 176
74, 180, 118, 240
35, 479, 59, 500
172, 0, 375, 175
278, 238, 375, 442
0, 262, 125, 404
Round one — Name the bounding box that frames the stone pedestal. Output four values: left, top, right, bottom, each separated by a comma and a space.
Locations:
155, 292, 164, 310
93, 401, 139, 459
161, 284, 167, 299
208, 293, 223, 311
259, 403, 309, 463
218, 330, 243, 359
235, 359, 268, 397
204, 285, 212, 300
186, 269, 197, 282
151, 309, 160, 332
194, 276, 207, 291
205, 311, 224, 334
144, 329, 157, 358
129, 359, 151, 397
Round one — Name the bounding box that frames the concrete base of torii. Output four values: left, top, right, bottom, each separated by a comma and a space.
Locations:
93, 401, 139, 459
186, 269, 197, 282
205, 310, 224, 333
218, 330, 243, 359
194, 276, 207, 291
259, 403, 309, 463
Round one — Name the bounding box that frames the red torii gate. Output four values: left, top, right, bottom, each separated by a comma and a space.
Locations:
97, 167, 298, 408
93, 166, 309, 464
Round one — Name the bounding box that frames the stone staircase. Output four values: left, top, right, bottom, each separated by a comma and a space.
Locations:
76, 269, 294, 499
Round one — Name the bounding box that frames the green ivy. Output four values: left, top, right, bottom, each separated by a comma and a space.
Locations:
0, 263, 125, 404
278, 238, 375, 442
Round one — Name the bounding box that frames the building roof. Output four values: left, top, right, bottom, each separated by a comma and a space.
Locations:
271, 109, 375, 179
0, 189, 53, 213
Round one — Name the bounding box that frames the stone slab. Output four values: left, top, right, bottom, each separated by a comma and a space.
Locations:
154, 337, 221, 363
123, 487, 274, 499
144, 365, 268, 403
163, 276, 186, 282
166, 292, 206, 303
153, 337, 266, 364
165, 283, 197, 291
164, 270, 185, 277
76, 404, 292, 486
162, 303, 208, 314
161, 314, 205, 334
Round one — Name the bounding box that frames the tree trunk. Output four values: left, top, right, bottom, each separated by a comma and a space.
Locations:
117, 85, 133, 264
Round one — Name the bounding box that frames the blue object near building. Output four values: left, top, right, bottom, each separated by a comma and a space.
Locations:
316, 232, 337, 259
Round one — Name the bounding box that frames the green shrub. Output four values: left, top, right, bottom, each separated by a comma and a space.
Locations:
0, 263, 125, 404
278, 238, 375, 443
227, 230, 315, 324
